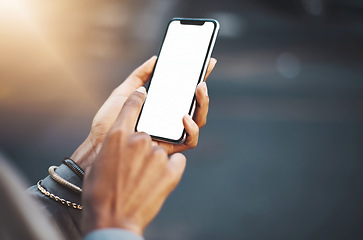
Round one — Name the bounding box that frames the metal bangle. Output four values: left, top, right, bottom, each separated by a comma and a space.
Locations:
37, 180, 83, 210
62, 158, 84, 179
48, 166, 82, 194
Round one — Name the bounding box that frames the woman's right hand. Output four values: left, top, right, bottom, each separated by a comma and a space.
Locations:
82, 87, 186, 236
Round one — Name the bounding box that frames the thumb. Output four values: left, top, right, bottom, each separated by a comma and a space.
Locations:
124, 56, 157, 88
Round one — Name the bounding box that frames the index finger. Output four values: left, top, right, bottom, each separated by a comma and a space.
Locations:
112, 86, 147, 132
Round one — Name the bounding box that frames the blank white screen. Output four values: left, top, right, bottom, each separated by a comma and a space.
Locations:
137, 21, 215, 141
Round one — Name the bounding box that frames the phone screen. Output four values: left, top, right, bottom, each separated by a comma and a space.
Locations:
136, 19, 219, 143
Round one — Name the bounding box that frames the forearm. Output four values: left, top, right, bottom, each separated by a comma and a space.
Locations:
71, 137, 99, 171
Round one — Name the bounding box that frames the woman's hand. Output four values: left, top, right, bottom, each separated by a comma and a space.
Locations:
82, 88, 186, 236
154, 80, 211, 153
72, 57, 217, 170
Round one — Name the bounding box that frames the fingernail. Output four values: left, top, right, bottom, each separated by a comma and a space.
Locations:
136, 86, 146, 94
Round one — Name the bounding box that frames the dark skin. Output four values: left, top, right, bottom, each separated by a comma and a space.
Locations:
71, 56, 216, 170
82, 87, 187, 236
78, 56, 216, 236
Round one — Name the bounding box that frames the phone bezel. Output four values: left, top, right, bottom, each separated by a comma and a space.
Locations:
136, 18, 219, 144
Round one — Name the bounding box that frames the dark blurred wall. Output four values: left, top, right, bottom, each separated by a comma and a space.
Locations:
1, 0, 363, 239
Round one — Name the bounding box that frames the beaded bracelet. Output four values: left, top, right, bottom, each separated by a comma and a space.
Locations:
37, 180, 83, 210
62, 157, 84, 178
48, 166, 82, 194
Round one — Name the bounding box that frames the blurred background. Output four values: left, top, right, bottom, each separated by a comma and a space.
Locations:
1, 0, 363, 239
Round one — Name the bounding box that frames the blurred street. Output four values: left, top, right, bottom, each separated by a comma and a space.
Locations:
1, 0, 363, 239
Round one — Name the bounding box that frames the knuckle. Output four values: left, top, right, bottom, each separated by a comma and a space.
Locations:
151, 146, 168, 161
200, 119, 207, 128
91, 121, 107, 136
127, 135, 138, 147
205, 94, 210, 103
189, 138, 198, 149
128, 132, 151, 148
193, 125, 200, 135
137, 132, 152, 145
191, 141, 198, 149
110, 127, 126, 138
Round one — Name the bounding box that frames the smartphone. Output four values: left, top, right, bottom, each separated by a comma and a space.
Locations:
136, 18, 220, 144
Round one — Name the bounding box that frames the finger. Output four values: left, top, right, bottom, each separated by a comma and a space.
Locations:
127, 132, 152, 157
167, 153, 187, 185
126, 132, 152, 178
111, 56, 157, 97
153, 141, 177, 155
150, 146, 168, 165
204, 58, 217, 80
113, 87, 147, 132
182, 115, 199, 149
193, 82, 209, 128
125, 56, 157, 87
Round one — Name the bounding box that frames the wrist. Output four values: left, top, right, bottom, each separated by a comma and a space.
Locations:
71, 137, 99, 171
82, 212, 143, 237
84, 229, 144, 240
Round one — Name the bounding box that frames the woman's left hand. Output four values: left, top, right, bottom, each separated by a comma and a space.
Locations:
71, 57, 216, 170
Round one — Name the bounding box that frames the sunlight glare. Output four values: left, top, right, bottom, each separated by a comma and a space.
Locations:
0, 0, 27, 19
